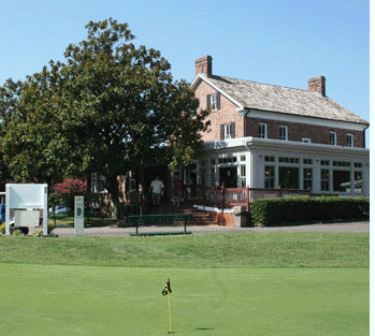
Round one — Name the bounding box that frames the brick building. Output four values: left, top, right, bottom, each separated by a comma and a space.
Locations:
187, 56, 369, 196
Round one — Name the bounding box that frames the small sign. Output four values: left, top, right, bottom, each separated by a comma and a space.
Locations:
74, 196, 84, 236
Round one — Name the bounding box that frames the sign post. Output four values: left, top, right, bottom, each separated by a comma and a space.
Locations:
74, 196, 84, 236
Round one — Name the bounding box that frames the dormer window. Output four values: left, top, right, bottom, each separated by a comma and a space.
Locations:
207, 93, 220, 111
279, 126, 288, 141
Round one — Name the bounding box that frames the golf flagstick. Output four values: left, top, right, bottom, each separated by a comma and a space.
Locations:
162, 278, 174, 334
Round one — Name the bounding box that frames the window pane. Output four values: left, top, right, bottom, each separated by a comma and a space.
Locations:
332, 170, 351, 192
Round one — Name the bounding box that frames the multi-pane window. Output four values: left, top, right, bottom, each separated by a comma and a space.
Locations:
210, 167, 216, 187
303, 159, 313, 165
265, 166, 275, 188
207, 93, 220, 111
330, 132, 337, 146
279, 157, 300, 164
303, 168, 313, 190
221, 123, 235, 140
321, 169, 330, 191
239, 165, 246, 187
265, 156, 275, 162
259, 123, 267, 139
346, 134, 354, 147
279, 126, 288, 141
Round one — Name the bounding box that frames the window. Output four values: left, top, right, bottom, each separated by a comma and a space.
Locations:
210, 167, 216, 187
239, 165, 246, 187
330, 132, 337, 146
333, 161, 351, 168
200, 160, 206, 185
354, 171, 363, 193
279, 157, 300, 164
321, 169, 330, 191
302, 138, 311, 143
207, 93, 220, 111
221, 123, 235, 140
333, 170, 351, 192
303, 159, 312, 165
91, 173, 107, 192
240, 155, 246, 162
346, 134, 354, 147
265, 156, 275, 162
320, 160, 330, 166
279, 126, 288, 141
303, 168, 313, 190
265, 166, 275, 188
259, 123, 267, 139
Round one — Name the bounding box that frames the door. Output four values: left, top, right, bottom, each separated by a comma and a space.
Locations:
219, 167, 237, 188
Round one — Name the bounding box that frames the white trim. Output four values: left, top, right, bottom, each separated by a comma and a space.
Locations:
279, 126, 288, 141
330, 131, 337, 146
242, 109, 368, 131
203, 136, 369, 158
191, 75, 245, 110
259, 123, 268, 139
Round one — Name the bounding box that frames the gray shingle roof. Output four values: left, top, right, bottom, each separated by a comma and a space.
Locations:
205, 75, 369, 125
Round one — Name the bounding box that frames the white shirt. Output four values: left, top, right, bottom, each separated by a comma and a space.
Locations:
150, 180, 164, 194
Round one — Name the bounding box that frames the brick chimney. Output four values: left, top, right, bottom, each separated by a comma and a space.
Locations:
195, 55, 213, 77
308, 76, 326, 96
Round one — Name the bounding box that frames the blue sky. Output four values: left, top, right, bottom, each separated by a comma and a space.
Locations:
0, 0, 369, 144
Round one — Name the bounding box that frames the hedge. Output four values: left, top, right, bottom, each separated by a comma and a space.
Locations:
251, 196, 369, 226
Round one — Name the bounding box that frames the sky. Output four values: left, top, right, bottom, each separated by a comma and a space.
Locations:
0, 0, 370, 145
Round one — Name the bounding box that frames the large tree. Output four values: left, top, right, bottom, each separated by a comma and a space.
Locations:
0, 19, 209, 214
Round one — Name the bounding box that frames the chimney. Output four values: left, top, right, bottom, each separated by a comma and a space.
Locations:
195, 55, 213, 77
308, 76, 326, 96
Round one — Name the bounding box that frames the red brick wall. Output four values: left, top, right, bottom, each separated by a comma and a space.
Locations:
194, 80, 365, 148
195, 81, 243, 142
210, 211, 234, 227
245, 117, 365, 147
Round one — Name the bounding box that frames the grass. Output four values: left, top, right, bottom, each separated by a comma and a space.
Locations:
48, 215, 117, 228
0, 232, 369, 335
0, 232, 369, 268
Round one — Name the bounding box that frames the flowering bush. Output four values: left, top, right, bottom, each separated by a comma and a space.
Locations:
53, 179, 87, 207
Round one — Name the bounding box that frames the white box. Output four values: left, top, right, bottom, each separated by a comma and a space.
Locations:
14, 210, 39, 227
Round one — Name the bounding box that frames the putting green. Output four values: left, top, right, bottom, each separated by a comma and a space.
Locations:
0, 264, 368, 336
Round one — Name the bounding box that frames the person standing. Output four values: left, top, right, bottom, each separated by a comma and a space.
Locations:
150, 176, 164, 206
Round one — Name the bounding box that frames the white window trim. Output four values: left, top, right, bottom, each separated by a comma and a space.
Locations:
346, 134, 354, 147
224, 124, 232, 139
259, 123, 268, 139
330, 131, 337, 146
280, 126, 288, 141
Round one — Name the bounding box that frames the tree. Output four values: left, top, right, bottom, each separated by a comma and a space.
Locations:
0, 19, 209, 216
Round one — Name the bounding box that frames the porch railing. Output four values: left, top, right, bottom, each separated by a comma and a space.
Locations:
195, 186, 337, 210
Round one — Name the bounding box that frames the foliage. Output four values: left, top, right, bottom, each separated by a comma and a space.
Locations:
0, 223, 5, 234
251, 196, 369, 226
53, 178, 87, 208
0, 18, 209, 216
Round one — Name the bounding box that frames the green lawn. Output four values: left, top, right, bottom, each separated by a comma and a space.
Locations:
0, 232, 369, 335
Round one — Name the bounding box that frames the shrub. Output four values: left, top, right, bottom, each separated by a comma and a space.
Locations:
251, 196, 369, 226
53, 179, 87, 208
0, 223, 5, 234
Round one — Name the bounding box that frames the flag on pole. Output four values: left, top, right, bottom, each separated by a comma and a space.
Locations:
162, 278, 172, 296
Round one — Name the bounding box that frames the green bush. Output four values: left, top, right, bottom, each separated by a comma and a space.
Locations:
0, 223, 5, 234
251, 196, 369, 226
